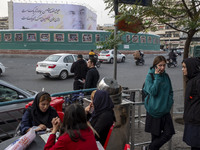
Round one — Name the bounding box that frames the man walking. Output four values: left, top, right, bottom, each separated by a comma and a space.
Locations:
70, 54, 88, 90
84, 58, 100, 89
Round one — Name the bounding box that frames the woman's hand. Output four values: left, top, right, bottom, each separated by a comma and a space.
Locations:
155, 66, 161, 74
51, 117, 61, 134
35, 124, 47, 131
85, 103, 93, 114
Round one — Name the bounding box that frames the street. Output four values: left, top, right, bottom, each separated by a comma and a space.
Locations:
0, 53, 183, 94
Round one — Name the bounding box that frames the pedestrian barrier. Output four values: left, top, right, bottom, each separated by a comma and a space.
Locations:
0, 88, 184, 150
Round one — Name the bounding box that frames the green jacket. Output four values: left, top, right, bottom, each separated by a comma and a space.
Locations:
143, 68, 173, 118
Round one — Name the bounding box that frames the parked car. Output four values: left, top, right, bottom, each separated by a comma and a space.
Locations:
0, 80, 37, 141
36, 53, 77, 80
98, 49, 126, 63
176, 49, 184, 56
0, 62, 5, 76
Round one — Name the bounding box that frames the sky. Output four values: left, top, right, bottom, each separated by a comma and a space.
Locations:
0, 0, 115, 25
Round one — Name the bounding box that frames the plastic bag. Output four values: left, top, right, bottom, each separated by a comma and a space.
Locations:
5, 128, 36, 150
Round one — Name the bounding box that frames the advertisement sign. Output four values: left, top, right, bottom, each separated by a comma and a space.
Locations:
13, 3, 97, 30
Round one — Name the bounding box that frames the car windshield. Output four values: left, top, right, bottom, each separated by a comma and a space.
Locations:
100, 51, 110, 54
45, 55, 61, 62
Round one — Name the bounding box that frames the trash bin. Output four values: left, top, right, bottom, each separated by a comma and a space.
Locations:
106, 99, 133, 150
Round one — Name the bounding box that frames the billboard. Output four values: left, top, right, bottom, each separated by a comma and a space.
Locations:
13, 3, 97, 30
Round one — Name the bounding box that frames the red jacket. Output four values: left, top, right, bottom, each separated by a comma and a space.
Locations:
44, 128, 98, 150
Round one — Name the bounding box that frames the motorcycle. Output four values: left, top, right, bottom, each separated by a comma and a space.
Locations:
135, 57, 145, 66
166, 58, 177, 68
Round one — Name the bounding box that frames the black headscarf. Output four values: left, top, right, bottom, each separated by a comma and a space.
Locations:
182, 58, 200, 79
91, 90, 114, 118
28, 91, 58, 128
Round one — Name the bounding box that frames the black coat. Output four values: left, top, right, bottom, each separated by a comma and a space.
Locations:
90, 110, 114, 146
84, 67, 99, 89
183, 58, 200, 125
70, 59, 88, 80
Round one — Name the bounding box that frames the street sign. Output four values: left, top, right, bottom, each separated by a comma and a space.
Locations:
118, 0, 152, 6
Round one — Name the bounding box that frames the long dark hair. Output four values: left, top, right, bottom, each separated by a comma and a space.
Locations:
60, 104, 88, 142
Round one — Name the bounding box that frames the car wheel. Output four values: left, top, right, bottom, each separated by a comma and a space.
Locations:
0, 69, 2, 75
121, 57, 125, 63
59, 70, 68, 80
110, 58, 114, 64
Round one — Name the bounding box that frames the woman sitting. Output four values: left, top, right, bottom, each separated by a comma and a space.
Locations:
44, 103, 98, 150
20, 91, 58, 134
85, 90, 115, 146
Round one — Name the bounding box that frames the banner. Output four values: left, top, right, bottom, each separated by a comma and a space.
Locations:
13, 3, 97, 30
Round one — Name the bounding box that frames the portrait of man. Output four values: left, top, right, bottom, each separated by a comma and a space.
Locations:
64, 5, 86, 30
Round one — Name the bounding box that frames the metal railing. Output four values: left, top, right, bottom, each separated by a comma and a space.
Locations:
123, 88, 184, 150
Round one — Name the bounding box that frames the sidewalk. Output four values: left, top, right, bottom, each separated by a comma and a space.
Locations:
133, 113, 190, 150
0, 49, 166, 55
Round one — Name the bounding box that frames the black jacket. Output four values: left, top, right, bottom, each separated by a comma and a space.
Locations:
183, 58, 200, 125
70, 59, 88, 80
89, 110, 114, 146
84, 67, 99, 89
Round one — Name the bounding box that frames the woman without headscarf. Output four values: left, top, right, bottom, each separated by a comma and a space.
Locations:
182, 58, 200, 150
143, 55, 175, 150
85, 90, 115, 146
20, 91, 58, 134
44, 103, 98, 150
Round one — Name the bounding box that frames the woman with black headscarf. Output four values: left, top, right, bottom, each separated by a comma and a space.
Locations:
182, 58, 200, 150
85, 90, 115, 146
20, 91, 58, 134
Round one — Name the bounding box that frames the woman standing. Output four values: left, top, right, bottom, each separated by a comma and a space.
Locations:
85, 90, 115, 146
20, 91, 58, 134
143, 55, 175, 150
44, 104, 98, 150
182, 58, 200, 150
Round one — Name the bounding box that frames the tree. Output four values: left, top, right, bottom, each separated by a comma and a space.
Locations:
104, 0, 200, 59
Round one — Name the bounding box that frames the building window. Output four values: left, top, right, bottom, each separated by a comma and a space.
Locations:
153, 37, 156, 44
4, 33, 12, 42
27, 33, 36, 41
40, 33, 50, 42
15, 33, 23, 41
68, 33, 78, 42
96, 34, 100, 42
126, 35, 130, 43
132, 35, 139, 43
147, 36, 152, 43
82, 34, 92, 42
54, 33, 64, 42
140, 36, 146, 43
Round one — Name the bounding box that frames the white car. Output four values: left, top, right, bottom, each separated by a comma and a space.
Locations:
98, 49, 126, 63
36, 53, 77, 80
0, 62, 5, 75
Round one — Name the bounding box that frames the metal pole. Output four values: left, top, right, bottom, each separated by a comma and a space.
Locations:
113, 0, 118, 80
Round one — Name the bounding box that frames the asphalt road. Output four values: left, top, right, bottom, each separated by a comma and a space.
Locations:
0, 53, 183, 94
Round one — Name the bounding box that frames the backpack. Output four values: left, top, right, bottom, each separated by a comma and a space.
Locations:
142, 73, 154, 102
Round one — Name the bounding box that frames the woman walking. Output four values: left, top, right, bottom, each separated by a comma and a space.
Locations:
143, 55, 175, 150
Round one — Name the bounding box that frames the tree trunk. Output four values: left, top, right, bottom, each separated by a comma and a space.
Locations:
183, 30, 196, 59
